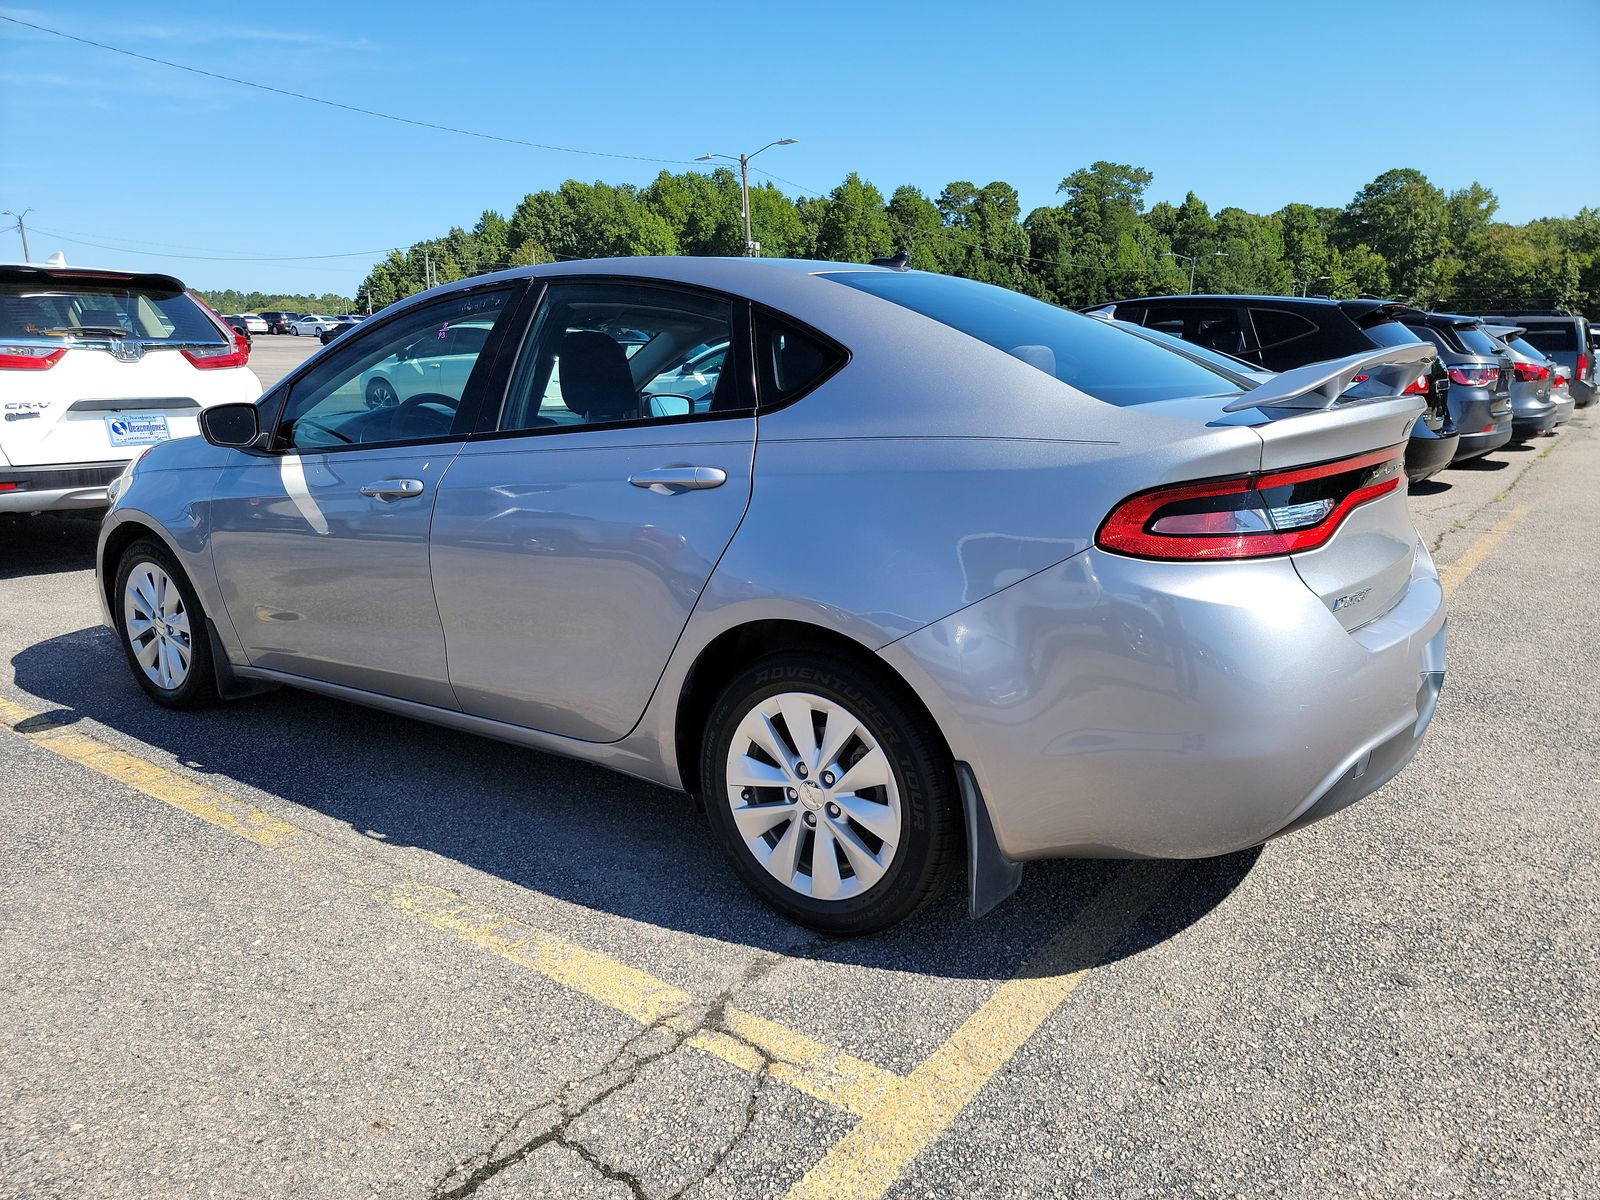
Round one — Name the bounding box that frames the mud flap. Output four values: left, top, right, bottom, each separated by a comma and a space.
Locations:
957, 762, 1023, 919
206, 618, 278, 701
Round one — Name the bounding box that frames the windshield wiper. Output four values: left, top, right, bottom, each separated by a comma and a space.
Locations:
42, 325, 131, 338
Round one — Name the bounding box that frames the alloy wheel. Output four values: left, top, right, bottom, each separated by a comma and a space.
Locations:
723, 692, 902, 901
122, 562, 192, 691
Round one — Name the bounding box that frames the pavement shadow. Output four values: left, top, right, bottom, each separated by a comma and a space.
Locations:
13, 624, 1258, 981
1408, 478, 1452, 497
0, 515, 101, 581
1448, 455, 1511, 472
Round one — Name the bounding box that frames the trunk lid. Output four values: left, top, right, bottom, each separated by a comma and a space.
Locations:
1227, 345, 1432, 631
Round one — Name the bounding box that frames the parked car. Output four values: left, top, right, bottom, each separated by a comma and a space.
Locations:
96, 259, 1446, 934
1083, 295, 1457, 483
221, 316, 254, 348
358, 315, 497, 407
0, 262, 260, 514
1402, 314, 1514, 460
1482, 324, 1564, 438
232, 312, 269, 335
1463, 312, 1593, 409
318, 316, 361, 345
258, 311, 299, 336
290, 313, 338, 337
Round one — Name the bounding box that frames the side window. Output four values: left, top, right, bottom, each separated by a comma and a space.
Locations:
500, 283, 751, 432
753, 311, 847, 406
1248, 307, 1318, 370
1142, 306, 1251, 357
274, 289, 512, 451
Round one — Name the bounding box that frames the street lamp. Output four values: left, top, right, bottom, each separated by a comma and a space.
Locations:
696, 139, 798, 256
1295, 274, 1333, 297
1162, 250, 1227, 293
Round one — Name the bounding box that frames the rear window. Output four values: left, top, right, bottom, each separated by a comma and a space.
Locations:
1507, 337, 1545, 361
1365, 321, 1427, 348
1519, 324, 1578, 355
825, 271, 1237, 406
1454, 326, 1504, 356
0, 277, 223, 343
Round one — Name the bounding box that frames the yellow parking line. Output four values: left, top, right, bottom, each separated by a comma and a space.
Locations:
1440, 504, 1530, 597
785, 863, 1180, 1200
0, 693, 896, 1118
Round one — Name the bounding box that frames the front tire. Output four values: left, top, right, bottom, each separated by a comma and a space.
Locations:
114, 538, 218, 709
701, 653, 958, 935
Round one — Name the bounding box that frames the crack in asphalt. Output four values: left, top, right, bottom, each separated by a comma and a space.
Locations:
426, 954, 790, 1200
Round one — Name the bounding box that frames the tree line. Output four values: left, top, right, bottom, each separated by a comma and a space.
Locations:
194, 289, 357, 315
347, 163, 1597, 318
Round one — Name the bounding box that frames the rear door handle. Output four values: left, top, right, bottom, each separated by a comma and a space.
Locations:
628, 467, 727, 492
360, 478, 425, 500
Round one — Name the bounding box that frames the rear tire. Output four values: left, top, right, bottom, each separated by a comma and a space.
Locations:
114, 538, 218, 710
701, 653, 958, 935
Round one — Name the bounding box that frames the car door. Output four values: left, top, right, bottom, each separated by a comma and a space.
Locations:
429, 279, 758, 742
208, 284, 521, 707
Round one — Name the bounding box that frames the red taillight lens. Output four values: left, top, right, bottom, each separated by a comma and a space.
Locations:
1554, 372, 1568, 388
1577, 353, 1589, 381
1446, 365, 1497, 387
1402, 373, 1428, 395
182, 331, 250, 370
1097, 445, 1406, 562
0, 346, 66, 370
1512, 362, 1549, 383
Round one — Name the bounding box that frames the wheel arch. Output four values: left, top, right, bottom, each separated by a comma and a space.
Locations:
672, 617, 956, 800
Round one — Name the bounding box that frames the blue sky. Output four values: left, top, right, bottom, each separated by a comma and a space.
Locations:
2, 0, 1595, 296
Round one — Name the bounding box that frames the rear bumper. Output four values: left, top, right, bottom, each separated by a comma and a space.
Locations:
1550, 392, 1577, 425
881, 540, 1447, 861
1453, 419, 1513, 460
0, 460, 124, 513
1404, 425, 1459, 482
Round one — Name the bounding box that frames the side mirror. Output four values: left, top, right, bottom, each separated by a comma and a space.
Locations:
200, 402, 261, 449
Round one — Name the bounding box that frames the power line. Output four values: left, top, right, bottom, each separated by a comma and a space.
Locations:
0, 14, 698, 167
27, 225, 397, 262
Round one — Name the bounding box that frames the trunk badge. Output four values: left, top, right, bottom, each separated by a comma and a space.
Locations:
1332, 587, 1373, 612
110, 341, 145, 363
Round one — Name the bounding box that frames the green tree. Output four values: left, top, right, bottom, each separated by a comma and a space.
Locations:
813, 173, 892, 262
1337, 168, 1448, 300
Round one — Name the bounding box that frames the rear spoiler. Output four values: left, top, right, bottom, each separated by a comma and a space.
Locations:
0, 263, 187, 296
1482, 324, 1526, 340
1222, 342, 1436, 412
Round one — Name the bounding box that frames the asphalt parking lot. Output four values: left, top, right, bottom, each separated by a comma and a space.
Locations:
2, 389, 1596, 1197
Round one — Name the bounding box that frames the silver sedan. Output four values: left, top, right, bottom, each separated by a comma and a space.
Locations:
96, 258, 1447, 934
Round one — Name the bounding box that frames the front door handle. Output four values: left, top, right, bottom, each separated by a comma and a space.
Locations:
360, 478, 425, 500
628, 467, 727, 492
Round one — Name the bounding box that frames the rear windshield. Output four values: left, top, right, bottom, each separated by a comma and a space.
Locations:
0, 278, 223, 343
824, 271, 1238, 406
1507, 336, 1545, 361
1519, 324, 1578, 355
1454, 325, 1505, 356
1365, 320, 1427, 348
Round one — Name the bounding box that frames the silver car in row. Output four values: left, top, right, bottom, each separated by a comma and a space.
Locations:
96, 259, 1447, 933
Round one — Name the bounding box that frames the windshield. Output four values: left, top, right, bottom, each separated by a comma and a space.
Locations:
1365, 320, 1427, 348
1508, 337, 1545, 361
1455, 325, 1505, 356
824, 271, 1238, 406
1520, 324, 1578, 355
0, 279, 223, 343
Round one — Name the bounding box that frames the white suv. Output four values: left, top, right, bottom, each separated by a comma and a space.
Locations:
1, 263, 261, 514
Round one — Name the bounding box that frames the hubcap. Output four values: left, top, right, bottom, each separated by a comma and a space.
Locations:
725, 692, 901, 901
123, 563, 191, 691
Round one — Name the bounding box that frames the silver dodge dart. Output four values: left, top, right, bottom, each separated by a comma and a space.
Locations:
96, 258, 1447, 934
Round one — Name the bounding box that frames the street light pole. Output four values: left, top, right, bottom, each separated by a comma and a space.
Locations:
697, 139, 798, 256
3, 209, 32, 262
1162, 251, 1198, 292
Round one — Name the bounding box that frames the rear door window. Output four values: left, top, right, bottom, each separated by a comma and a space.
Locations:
825, 272, 1238, 406
1519, 324, 1578, 356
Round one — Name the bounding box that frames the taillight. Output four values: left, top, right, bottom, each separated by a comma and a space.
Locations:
182, 331, 251, 370
1097, 445, 1406, 562
1554, 372, 1568, 389
0, 346, 66, 370
1446, 365, 1496, 387
1512, 362, 1549, 383
1402, 374, 1428, 395
1578, 353, 1589, 381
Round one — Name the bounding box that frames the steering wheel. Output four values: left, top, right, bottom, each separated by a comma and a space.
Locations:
396, 391, 460, 416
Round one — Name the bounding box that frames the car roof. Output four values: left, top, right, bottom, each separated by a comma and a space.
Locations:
1094, 293, 1417, 319
0, 262, 189, 292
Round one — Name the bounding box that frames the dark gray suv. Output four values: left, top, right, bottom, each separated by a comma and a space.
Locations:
1466, 313, 1593, 409
1404, 314, 1514, 461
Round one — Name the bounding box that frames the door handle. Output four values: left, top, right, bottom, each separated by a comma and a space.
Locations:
360, 478, 425, 500
628, 467, 727, 492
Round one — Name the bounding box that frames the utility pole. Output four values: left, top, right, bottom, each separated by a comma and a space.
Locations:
423, 249, 433, 290
697, 139, 798, 256
3, 209, 32, 262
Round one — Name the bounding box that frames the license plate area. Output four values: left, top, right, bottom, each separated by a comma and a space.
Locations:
106, 413, 170, 446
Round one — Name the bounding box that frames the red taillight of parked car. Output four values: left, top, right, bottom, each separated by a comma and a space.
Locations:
0, 346, 66, 370
1446, 365, 1497, 387
1402, 373, 1429, 395
182, 330, 251, 370
1554, 372, 1568, 389
1097, 445, 1406, 562
1512, 362, 1550, 383
1577, 353, 1590, 382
